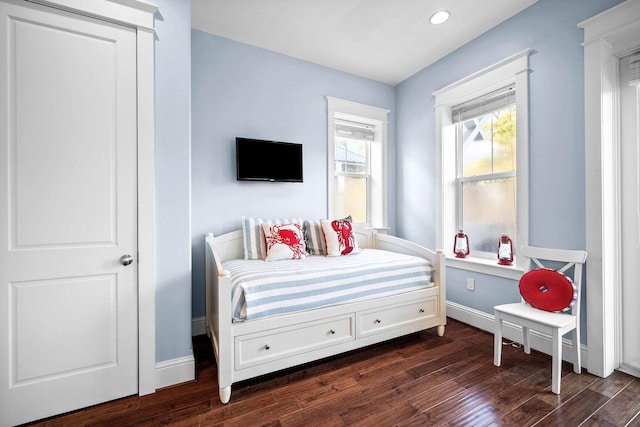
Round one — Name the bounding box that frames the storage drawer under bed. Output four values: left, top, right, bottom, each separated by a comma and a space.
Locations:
357, 297, 438, 338
235, 314, 355, 370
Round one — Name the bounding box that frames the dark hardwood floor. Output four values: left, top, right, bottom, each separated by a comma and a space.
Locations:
25, 318, 640, 426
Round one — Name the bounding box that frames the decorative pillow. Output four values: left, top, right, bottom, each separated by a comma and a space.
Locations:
261, 223, 306, 261
303, 219, 326, 255
519, 268, 577, 313
242, 217, 303, 260
320, 218, 359, 256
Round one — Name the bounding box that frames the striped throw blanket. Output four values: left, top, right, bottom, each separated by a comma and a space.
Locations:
223, 249, 435, 321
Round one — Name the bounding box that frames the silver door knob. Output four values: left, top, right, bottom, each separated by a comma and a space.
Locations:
121, 255, 134, 266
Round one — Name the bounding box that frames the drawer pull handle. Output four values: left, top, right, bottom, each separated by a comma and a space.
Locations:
329, 329, 335, 334
375, 319, 381, 324
264, 345, 270, 350
419, 309, 425, 313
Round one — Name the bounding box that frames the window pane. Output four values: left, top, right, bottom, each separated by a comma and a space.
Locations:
462, 177, 516, 254
461, 106, 516, 177
334, 175, 367, 223
335, 138, 368, 175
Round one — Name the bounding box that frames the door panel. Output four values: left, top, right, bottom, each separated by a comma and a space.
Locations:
0, 1, 139, 425
11, 13, 118, 248
12, 275, 117, 384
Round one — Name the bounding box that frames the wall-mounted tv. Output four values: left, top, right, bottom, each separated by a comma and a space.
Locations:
236, 137, 303, 182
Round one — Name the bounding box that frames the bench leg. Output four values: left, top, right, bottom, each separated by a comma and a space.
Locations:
572, 328, 581, 374
219, 386, 231, 404
523, 326, 531, 354
551, 329, 562, 394
494, 312, 503, 367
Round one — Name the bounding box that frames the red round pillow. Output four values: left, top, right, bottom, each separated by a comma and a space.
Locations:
519, 268, 577, 313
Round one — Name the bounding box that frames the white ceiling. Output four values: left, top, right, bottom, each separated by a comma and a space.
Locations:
191, 0, 538, 86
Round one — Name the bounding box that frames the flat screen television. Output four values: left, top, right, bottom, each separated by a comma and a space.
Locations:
236, 137, 303, 182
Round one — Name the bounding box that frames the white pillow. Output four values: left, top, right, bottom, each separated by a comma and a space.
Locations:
261, 223, 307, 261
242, 217, 303, 260
320, 218, 360, 256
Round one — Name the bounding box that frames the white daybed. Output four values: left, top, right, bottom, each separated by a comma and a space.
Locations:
204, 227, 446, 404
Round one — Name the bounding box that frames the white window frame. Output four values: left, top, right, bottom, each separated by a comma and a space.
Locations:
433, 49, 531, 279
454, 88, 517, 259
327, 97, 389, 229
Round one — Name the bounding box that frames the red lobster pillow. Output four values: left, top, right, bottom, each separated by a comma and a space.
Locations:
320, 218, 359, 256
261, 223, 306, 261
519, 268, 577, 313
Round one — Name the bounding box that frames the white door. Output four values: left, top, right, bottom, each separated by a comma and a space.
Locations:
0, 1, 139, 425
619, 52, 640, 378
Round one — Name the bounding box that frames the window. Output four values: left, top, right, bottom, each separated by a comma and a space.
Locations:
434, 50, 530, 276
454, 86, 516, 255
333, 118, 371, 222
327, 97, 389, 228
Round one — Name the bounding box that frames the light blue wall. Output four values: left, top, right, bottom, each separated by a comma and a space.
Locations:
187, 0, 623, 347
395, 0, 623, 336
154, 0, 193, 363
191, 30, 396, 319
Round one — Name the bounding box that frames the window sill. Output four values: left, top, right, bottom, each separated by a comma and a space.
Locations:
446, 254, 525, 280
369, 226, 390, 235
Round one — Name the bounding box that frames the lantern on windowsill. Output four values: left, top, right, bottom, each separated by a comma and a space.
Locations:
453, 230, 470, 258
497, 234, 514, 266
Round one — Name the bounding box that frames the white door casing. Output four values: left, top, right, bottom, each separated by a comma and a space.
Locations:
25, 0, 159, 400
23, 0, 158, 400
0, 0, 156, 425
619, 53, 640, 377
580, 0, 640, 378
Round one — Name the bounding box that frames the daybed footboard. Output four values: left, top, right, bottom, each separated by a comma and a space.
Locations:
204, 229, 446, 404
374, 233, 447, 337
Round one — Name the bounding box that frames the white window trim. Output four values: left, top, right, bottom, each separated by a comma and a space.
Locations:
433, 49, 531, 279
327, 97, 389, 229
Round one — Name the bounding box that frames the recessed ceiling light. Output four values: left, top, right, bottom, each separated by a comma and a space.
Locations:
429, 10, 450, 25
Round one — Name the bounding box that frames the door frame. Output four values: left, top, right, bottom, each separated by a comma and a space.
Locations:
580, 1, 640, 378
617, 53, 640, 377
30, 0, 158, 395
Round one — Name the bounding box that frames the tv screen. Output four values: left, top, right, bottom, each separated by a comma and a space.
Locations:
236, 137, 303, 182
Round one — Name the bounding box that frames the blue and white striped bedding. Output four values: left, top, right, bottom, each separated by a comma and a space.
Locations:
223, 249, 435, 321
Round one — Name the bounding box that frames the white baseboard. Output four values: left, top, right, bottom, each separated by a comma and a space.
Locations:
150, 317, 204, 390
155, 352, 195, 390
446, 301, 588, 367
192, 316, 206, 336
